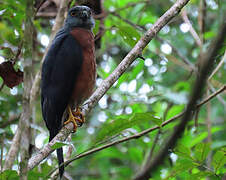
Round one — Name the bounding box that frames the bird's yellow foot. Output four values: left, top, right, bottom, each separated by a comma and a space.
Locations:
72, 107, 85, 125
64, 107, 85, 132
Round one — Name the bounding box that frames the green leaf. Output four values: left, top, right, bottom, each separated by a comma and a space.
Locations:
129, 61, 144, 80
128, 147, 143, 164
131, 112, 162, 127
212, 148, 226, 173
117, 25, 140, 47
40, 163, 53, 176
174, 144, 193, 160
95, 112, 160, 144
0, 170, 19, 180
51, 141, 68, 150
189, 171, 215, 179
194, 142, 211, 163
116, 72, 129, 88
173, 81, 190, 92
165, 159, 195, 179
204, 31, 216, 39
27, 171, 43, 179
97, 67, 109, 79
166, 104, 185, 120
95, 147, 126, 160
189, 126, 222, 147
131, 103, 148, 113
93, 19, 100, 36
212, 141, 226, 150
0, 46, 15, 60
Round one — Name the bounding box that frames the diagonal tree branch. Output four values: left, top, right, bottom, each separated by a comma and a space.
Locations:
28, 0, 191, 171
3, 128, 21, 170
181, 9, 202, 47
208, 50, 226, 80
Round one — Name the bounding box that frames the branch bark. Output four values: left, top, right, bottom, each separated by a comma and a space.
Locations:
28, 0, 191, 171
19, 0, 34, 178
3, 128, 21, 170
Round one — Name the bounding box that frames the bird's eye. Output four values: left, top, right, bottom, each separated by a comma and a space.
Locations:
70, 11, 76, 16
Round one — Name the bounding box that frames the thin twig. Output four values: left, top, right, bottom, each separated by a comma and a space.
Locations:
156, 36, 197, 72
3, 128, 21, 170
181, 10, 202, 47
0, 114, 20, 129
114, 0, 150, 13
35, 0, 47, 14
198, 0, 206, 44
206, 90, 212, 170
139, 130, 161, 172
12, 42, 23, 65
208, 83, 226, 108
194, 107, 200, 130
208, 50, 226, 80
197, 85, 226, 107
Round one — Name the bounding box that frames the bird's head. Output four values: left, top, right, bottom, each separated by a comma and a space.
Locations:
64, 6, 95, 30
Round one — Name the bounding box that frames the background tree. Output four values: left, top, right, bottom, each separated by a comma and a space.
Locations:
0, 0, 225, 179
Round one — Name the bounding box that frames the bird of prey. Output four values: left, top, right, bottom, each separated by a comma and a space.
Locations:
41, 6, 96, 178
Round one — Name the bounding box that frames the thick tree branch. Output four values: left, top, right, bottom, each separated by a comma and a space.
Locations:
19, 0, 34, 178
28, 0, 191, 171
3, 128, 21, 170
133, 17, 226, 180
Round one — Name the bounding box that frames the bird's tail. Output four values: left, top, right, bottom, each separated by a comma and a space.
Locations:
50, 130, 64, 179
56, 147, 64, 178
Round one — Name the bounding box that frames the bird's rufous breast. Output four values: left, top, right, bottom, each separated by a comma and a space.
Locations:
70, 28, 96, 105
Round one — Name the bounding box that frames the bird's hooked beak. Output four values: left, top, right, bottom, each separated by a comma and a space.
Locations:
80, 11, 89, 21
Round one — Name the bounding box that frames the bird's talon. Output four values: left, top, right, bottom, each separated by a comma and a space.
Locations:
72, 107, 85, 124
64, 117, 78, 132
64, 106, 85, 132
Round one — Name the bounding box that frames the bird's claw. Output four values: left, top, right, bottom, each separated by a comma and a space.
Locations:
72, 107, 85, 125
64, 107, 85, 132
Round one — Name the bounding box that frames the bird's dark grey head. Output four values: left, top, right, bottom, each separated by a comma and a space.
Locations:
64, 6, 95, 30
